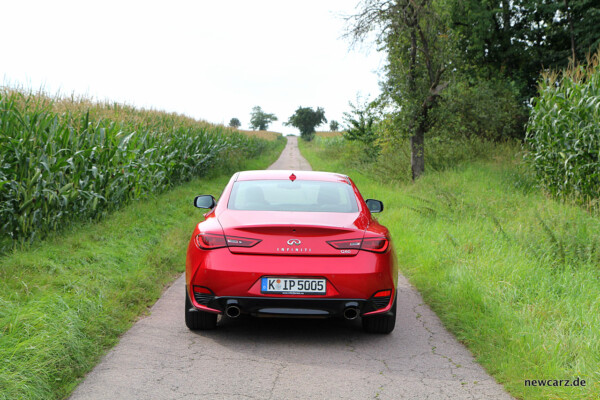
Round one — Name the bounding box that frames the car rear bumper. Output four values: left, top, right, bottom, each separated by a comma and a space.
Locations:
186, 250, 397, 298
187, 286, 395, 318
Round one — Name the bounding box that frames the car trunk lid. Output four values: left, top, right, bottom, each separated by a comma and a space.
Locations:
218, 210, 368, 256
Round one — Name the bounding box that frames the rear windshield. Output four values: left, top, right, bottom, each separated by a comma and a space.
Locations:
228, 180, 359, 213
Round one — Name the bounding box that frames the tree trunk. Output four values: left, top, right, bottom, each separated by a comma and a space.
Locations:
565, 0, 576, 61
408, 22, 421, 180
410, 130, 424, 180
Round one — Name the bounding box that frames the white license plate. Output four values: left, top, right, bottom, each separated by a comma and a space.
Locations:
261, 277, 326, 295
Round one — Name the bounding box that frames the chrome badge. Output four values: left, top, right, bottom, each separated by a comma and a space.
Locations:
277, 238, 310, 253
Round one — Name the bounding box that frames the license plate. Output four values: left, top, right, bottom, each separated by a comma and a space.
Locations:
261, 277, 326, 295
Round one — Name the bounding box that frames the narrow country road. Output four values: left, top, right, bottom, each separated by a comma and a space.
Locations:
70, 136, 512, 400
266, 135, 312, 171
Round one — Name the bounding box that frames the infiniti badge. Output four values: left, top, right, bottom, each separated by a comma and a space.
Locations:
287, 239, 301, 246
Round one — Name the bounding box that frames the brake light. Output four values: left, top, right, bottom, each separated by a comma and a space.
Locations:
326, 237, 389, 253
195, 233, 227, 249
195, 233, 261, 250
361, 237, 389, 253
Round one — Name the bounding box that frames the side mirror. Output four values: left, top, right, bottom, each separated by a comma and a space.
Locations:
194, 195, 216, 209
365, 199, 384, 213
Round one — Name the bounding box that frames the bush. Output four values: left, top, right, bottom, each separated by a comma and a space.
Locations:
431, 76, 527, 141
526, 53, 600, 202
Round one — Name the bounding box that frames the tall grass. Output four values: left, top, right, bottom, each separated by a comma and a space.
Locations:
312, 134, 519, 184
315, 131, 343, 138
526, 52, 600, 203
300, 139, 600, 400
0, 89, 277, 248
0, 141, 284, 400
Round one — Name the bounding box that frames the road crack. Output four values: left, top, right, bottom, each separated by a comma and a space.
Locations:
267, 363, 286, 400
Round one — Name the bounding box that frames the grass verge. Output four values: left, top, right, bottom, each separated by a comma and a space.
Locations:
299, 139, 599, 400
0, 141, 284, 400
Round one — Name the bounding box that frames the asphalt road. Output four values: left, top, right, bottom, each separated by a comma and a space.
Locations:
70, 136, 512, 400
265, 135, 312, 171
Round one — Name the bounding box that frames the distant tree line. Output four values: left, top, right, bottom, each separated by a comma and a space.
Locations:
239, 106, 337, 141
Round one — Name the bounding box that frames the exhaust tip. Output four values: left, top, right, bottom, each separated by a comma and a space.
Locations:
225, 305, 241, 318
343, 307, 359, 320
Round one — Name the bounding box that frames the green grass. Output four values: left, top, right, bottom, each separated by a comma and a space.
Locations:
0, 142, 284, 400
299, 139, 600, 400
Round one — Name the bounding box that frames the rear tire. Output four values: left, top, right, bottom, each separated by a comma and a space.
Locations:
185, 289, 218, 330
362, 299, 396, 334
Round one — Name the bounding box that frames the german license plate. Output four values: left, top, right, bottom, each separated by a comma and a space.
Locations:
261, 277, 326, 295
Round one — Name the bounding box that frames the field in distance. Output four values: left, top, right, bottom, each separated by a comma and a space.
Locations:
237, 129, 282, 141
315, 131, 343, 138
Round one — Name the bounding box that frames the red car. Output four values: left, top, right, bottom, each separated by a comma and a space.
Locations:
185, 170, 397, 333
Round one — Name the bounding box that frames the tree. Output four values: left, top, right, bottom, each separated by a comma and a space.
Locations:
228, 118, 241, 128
249, 106, 277, 131
346, 0, 454, 180
329, 120, 340, 131
285, 107, 327, 141
343, 99, 379, 158
448, 0, 600, 98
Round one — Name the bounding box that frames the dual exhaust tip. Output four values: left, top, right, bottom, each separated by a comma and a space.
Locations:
225, 303, 360, 320
225, 304, 241, 318
343, 307, 359, 320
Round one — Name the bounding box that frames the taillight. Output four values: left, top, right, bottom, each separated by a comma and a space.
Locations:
326, 238, 362, 250
327, 237, 389, 253
361, 237, 389, 253
195, 233, 261, 250
225, 236, 261, 247
195, 233, 227, 249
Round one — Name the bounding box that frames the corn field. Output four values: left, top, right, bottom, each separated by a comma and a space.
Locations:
0, 89, 270, 246
526, 52, 600, 203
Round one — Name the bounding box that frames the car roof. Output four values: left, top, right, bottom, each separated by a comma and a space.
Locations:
235, 170, 351, 184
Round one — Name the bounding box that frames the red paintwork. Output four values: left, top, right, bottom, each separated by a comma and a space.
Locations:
185, 170, 398, 315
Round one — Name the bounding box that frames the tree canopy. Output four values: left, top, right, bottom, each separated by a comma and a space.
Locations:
249, 106, 277, 131
449, 0, 600, 97
285, 107, 327, 141
228, 118, 241, 129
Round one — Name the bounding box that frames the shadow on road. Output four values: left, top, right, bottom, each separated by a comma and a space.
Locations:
191, 314, 398, 364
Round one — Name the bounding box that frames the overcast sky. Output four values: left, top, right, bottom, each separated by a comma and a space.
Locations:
1, 0, 384, 135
